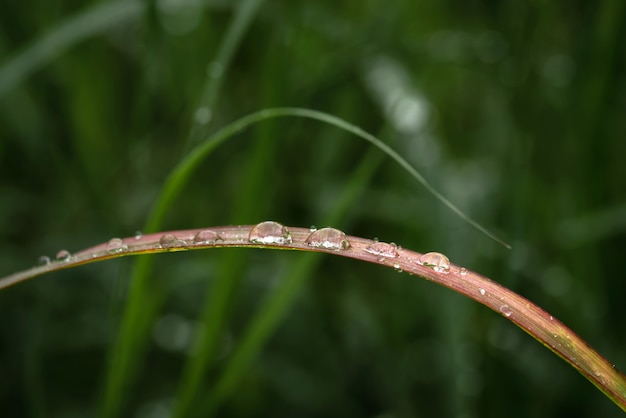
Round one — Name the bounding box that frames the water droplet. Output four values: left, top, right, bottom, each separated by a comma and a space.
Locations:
193, 229, 220, 245
134, 231, 143, 240
373, 237, 379, 242
305, 227, 351, 250
365, 242, 399, 258
417, 252, 450, 273
460, 267, 468, 276
479, 288, 486, 296
107, 238, 128, 254
56, 249, 71, 261
309, 225, 317, 232
248, 221, 292, 245
159, 234, 187, 249
549, 315, 554, 321
194, 106, 212, 125
500, 305, 512, 317
38, 256, 51, 265
393, 263, 403, 273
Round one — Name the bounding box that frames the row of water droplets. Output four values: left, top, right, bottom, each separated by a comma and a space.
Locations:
38, 222, 460, 279
37, 228, 224, 265
249, 221, 351, 250
159, 229, 222, 250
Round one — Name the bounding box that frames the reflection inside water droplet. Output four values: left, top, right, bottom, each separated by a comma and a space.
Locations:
417, 252, 450, 273
107, 238, 128, 254
193, 229, 220, 245
248, 221, 292, 245
305, 227, 351, 250
365, 242, 399, 258
159, 234, 186, 249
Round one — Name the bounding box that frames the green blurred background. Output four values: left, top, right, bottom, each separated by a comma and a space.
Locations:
1, 0, 625, 417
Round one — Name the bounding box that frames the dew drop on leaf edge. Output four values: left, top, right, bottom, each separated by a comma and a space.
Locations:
193, 229, 220, 245
304, 227, 351, 250
56, 249, 71, 261
500, 304, 512, 317
365, 242, 399, 258
417, 252, 450, 273
159, 234, 187, 249
107, 238, 128, 254
248, 221, 292, 245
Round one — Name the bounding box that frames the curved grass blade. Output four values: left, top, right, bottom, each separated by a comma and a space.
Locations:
1, 225, 624, 412
1, 107, 508, 417
0, 1, 141, 98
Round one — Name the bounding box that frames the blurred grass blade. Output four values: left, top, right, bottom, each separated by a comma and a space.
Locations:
100, 106, 505, 418
198, 145, 386, 416
100, 2, 264, 416
185, 0, 265, 149
0, 1, 141, 98
0, 0, 227, 99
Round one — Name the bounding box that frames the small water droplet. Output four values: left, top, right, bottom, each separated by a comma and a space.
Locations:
159, 234, 187, 249
460, 267, 468, 276
479, 288, 486, 296
309, 225, 317, 232
38, 256, 51, 265
393, 263, 403, 273
417, 252, 450, 273
248, 221, 292, 245
134, 231, 143, 240
365, 242, 399, 258
107, 238, 128, 254
549, 315, 554, 321
56, 249, 71, 261
305, 227, 351, 250
193, 229, 220, 244
500, 305, 512, 317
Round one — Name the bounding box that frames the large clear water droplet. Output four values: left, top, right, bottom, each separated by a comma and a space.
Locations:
107, 238, 128, 254
160, 234, 187, 249
417, 252, 450, 273
56, 249, 71, 261
193, 229, 220, 245
248, 221, 292, 245
304, 227, 351, 250
365, 242, 399, 258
